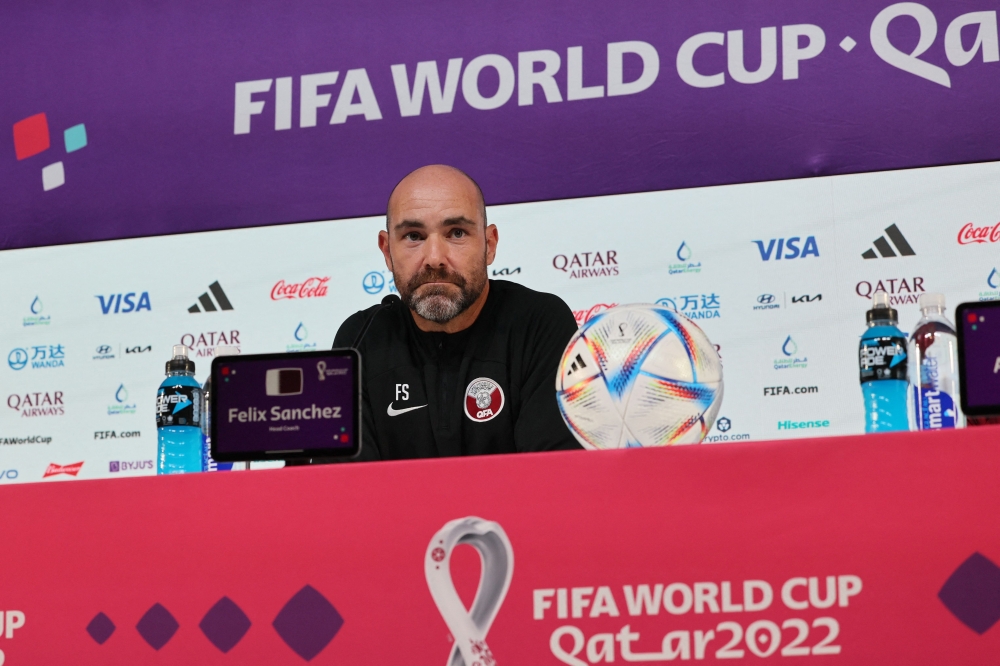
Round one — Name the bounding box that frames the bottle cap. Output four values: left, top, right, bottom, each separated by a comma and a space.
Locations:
919, 292, 946, 310
166, 344, 195, 374
214, 345, 240, 357
866, 290, 897, 323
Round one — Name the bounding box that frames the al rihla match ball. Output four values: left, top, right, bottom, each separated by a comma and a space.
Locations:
556, 303, 723, 448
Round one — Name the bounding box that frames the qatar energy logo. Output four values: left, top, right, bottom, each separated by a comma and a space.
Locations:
12, 113, 88, 191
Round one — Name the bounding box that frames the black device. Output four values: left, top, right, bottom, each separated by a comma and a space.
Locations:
209, 349, 361, 462
956, 300, 1000, 420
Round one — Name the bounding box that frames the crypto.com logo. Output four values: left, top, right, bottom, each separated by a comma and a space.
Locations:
12, 113, 88, 191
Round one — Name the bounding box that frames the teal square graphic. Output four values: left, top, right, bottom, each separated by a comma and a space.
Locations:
64, 124, 87, 153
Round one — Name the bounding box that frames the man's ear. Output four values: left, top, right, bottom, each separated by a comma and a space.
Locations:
378, 230, 393, 271
485, 223, 499, 266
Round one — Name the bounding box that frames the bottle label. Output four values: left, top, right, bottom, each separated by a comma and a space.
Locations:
156, 384, 202, 428
914, 356, 957, 429
859, 335, 907, 382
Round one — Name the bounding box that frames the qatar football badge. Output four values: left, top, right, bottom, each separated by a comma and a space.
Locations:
464, 377, 504, 422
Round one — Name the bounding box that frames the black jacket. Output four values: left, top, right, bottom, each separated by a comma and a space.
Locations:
320, 279, 581, 461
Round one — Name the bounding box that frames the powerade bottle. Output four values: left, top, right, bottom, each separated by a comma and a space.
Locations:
909, 293, 965, 430
156, 345, 204, 474
202, 345, 241, 472
859, 290, 909, 432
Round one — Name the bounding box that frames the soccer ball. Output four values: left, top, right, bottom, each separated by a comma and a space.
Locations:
556, 303, 723, 448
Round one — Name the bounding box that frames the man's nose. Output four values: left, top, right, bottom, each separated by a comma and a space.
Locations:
423, 233, 448, 267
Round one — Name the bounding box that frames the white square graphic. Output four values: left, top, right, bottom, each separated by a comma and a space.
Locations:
42, 161, 65, 191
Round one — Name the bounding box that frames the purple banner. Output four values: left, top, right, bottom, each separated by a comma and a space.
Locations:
2, 0, 998, 249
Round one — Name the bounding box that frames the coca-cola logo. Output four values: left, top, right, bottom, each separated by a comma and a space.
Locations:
573, 303, 617, 326
271, 277, 330, 300
957, 222, 1000, 245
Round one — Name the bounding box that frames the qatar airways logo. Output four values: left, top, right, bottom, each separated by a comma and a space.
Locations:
271, 277, 330, 300
958, 222, 1000, 245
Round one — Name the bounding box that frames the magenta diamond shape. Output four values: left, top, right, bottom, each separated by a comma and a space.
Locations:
136, 603, 179, 650
86, 612, 116, 644
199, 596, 251, 653
939, 552, 1000, 634
272, 585, 343, 661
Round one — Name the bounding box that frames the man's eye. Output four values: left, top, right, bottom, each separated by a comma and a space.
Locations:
404, 232, 421, 241
451, 229, 466, 238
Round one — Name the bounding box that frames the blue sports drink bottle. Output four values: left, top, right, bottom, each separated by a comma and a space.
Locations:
156, 344, 204, 474
859, 290, 909, 432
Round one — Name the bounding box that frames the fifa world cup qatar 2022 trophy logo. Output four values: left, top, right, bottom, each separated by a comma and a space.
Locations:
425, 517, 514, 666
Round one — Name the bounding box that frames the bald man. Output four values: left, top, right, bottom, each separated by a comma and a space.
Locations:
326, 165, 581, 461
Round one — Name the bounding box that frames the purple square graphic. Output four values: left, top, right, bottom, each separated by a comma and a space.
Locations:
199, 596, 251, 653
135, 603, 179, 650
939, 552, 1000, 634
272, 585, 344, 661
86, 612, 115, 644
109, 461, 119, 473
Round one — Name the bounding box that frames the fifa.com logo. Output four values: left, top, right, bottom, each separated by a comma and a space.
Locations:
13, 112, 88, 191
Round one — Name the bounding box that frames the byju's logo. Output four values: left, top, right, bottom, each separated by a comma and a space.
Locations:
287, 323, 318, 353
109, 460, 153, 473
108, 384, 137, 416
861, 224, 915, 259
23, 296, 51, 326
656, 294, 721, 320
188, 281, 234, 313
96, 292, 151, 314
552, 251, 619, 279
7, 391, 65, 418
13, 112, 88, 191
8, 345, 65, 371
774, 335, 808, 370
668, 242, 702, 275
856, 277, 925, 305
362, 270, 396, 295
980, 269, 1000, 301
752, 236, 819, 261
492, 267, 521, 276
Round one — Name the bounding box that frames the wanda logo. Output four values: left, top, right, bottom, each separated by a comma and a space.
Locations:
957, 222, 1000, 245
271, 277, 330, 300
573, 303, 617, 326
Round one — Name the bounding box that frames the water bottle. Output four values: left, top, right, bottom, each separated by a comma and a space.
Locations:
202, 345, 241, 472
156, 344, 204, 474
909, 293, 965, 430
859, 290, 909, 432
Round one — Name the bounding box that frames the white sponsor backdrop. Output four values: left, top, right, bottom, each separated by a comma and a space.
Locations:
2, 160, 999, 484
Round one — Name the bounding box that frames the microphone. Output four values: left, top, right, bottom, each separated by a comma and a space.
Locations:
348, 294, 400, 348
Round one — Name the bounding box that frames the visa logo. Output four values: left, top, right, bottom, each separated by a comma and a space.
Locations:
96, 292, 151, 314
752, 237, 820, 261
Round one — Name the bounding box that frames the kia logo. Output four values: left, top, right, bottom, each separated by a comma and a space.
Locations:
757, 294, 775, 305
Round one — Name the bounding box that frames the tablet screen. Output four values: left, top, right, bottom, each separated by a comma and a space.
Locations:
958, 303, 1000, 413
210, 350, 360, 460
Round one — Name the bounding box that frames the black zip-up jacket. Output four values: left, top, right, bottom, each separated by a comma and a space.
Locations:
317, 279, 581, 461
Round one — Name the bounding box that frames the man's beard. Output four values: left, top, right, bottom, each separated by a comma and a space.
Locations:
395, 261, 487, 323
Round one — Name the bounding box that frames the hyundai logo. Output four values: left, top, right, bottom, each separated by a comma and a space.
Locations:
96, 344, 113, 355
757, 294, 775, 305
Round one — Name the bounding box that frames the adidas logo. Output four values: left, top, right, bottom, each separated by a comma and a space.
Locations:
188, 281, 234, 313
862, 224, 915, 259
566, 353, 589, 376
